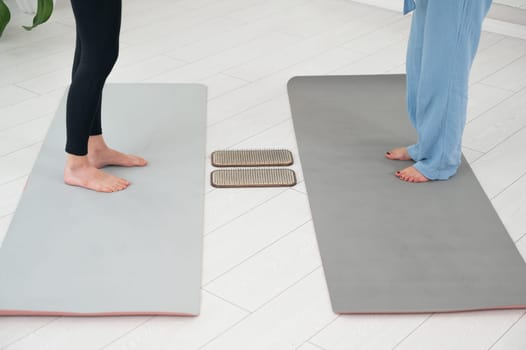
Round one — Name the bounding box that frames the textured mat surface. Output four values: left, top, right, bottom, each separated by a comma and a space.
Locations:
288, 75, 526, 314
211, 149, 293, 167
0, 84, 207, 316
211, 168, 297, 188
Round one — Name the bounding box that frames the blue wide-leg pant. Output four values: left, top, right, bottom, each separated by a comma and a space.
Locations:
405, 0, 492, 180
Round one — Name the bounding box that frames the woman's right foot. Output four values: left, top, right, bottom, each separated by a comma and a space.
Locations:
395, 166, 429, 183
385, 147, 412, 161
64, 154, 129, 193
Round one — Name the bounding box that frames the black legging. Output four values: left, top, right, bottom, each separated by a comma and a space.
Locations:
66, 0, 122, 156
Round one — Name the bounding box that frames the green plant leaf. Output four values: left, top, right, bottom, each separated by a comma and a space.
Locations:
23, 0, 53, 31
0, 0, 11, 37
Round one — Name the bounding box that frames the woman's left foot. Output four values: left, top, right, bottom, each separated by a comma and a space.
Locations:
395, 166, 429, 183
385, 147, 412, 161
88, 148, 148, 168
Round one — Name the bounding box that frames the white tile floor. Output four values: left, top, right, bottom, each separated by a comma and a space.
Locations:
1, 0, 526, 349
495, 0, 526, 9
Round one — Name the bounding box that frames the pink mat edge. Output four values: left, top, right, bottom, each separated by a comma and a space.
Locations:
0, 310, 197, 317
2, 306, 526, 317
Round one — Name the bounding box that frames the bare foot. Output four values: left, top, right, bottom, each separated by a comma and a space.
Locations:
88, 148, 148, 169
385, 147, 412, 161
64, 155, 129, 193
87, 135, 147, 169
395, 166, 430, 183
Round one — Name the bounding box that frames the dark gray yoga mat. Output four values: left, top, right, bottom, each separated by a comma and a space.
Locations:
288, 75, 526, 314
0, 84, 207, 316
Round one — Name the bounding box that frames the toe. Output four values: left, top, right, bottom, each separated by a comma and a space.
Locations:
133, 156, 147, 166
116, 179, 129, 189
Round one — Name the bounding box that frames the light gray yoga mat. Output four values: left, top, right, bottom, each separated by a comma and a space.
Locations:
0, 84, 207, 316
288, 75, 526, 314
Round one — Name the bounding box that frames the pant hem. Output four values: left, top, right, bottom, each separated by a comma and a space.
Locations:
65, 146, 88, 157
407, 144, 419, 161
413, 161, 459, 181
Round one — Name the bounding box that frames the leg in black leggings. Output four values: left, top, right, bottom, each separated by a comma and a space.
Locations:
71, 32, 104, 137
66, 0, 121, 156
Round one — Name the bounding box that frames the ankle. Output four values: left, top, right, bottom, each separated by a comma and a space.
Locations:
87, 135, 108, 153
65, 154, 91, 171
88, 146, 108, 156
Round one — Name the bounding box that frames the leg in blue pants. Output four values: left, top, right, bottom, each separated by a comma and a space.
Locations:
401, 0, 492, 181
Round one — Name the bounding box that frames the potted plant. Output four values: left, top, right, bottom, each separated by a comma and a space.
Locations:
0, 0, 54, 37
